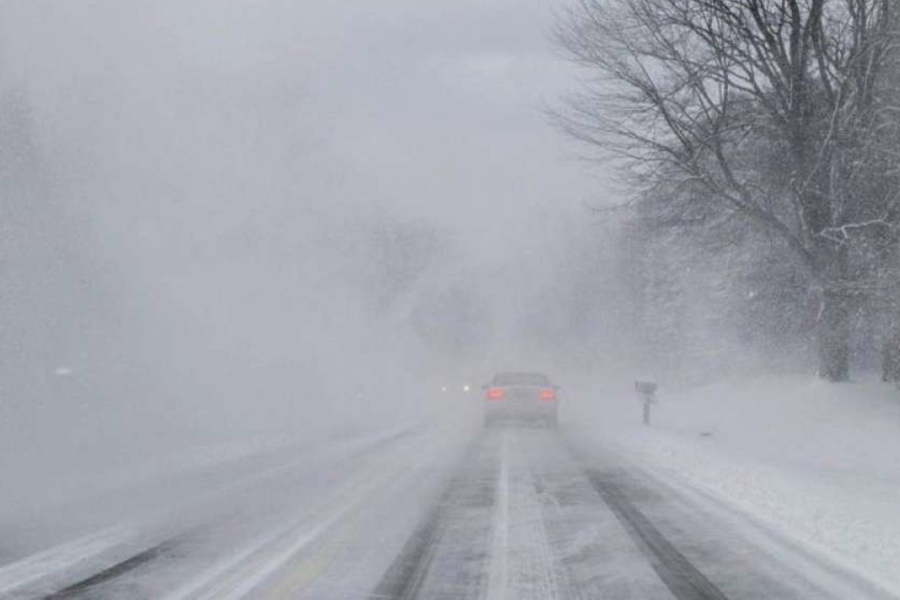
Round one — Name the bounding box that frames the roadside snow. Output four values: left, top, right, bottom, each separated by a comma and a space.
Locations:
571, 376, 900, 596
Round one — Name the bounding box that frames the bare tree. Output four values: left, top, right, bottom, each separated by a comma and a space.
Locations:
879, 10, 900, 382
555, 0, 900, 380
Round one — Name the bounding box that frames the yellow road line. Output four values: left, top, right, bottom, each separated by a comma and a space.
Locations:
266, 482, 386, 599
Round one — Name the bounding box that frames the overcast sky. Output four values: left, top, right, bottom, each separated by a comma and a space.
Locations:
0, 0, 628, 490
301, 0, 611, 253
2, 0, 610, 269
0, 0, 622, 393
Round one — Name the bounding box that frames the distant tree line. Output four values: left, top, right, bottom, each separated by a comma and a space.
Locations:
555, 0, 900, 381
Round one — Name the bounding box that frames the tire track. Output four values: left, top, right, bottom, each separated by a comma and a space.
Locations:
43, 538, 183, 600
537, 428, 733, 600
366, 493, 446, 600
551, 431, 879, 600
585, 470, 729, 600
368, 432, 498, 600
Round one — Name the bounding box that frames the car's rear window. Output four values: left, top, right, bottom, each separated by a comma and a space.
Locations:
492, 372, 550, 386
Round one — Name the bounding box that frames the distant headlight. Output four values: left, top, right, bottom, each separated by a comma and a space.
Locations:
463, 385, 471, 392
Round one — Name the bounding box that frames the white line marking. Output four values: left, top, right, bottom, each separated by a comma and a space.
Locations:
486, 431, 510, 600
164, 430, 418, 600
162, 490, 360, 600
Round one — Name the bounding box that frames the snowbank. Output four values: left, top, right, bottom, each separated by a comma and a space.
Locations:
571, 376, 900, 595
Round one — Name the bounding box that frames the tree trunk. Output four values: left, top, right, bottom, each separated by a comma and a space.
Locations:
818, 287, 851, 381
883, 323, 900, 382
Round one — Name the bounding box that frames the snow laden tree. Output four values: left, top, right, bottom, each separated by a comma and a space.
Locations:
555, 0, 900, 381
879, 13, 900, 382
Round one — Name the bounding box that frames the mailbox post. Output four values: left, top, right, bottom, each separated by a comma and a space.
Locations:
634, 380, 658, 426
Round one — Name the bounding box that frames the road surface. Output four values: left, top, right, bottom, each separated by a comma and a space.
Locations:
25, 426, 897, 600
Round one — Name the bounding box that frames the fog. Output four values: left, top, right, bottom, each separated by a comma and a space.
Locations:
0, 0, 622, 516
2, 1, 900, 597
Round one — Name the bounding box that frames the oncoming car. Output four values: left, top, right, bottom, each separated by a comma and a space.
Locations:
482, 371, 559, 427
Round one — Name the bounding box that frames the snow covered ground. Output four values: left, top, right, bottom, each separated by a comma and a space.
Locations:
569, 376, 900, 596
5, 378, 900, 599
0, 423, 423, 598
0, 421, 474, 600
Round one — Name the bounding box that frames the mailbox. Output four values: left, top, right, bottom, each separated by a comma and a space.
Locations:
635, 380, 658, 395
635, 380, 658, 425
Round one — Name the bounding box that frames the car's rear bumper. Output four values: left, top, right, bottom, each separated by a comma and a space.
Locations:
484, 402, 557, 421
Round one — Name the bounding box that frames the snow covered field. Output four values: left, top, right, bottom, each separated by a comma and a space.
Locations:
570, 376, 900, 596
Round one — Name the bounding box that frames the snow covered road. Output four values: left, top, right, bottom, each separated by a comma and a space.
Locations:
9, 424, 898, 600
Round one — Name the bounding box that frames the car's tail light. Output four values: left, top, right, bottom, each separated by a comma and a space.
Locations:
486, 387, 505, 400
539, 388, 556, 401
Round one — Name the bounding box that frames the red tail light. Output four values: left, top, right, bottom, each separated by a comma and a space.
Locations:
486, 387, 505, 400
539, 388, 556, 401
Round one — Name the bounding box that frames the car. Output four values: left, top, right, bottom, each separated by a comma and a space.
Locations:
482, 371, 559, 427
